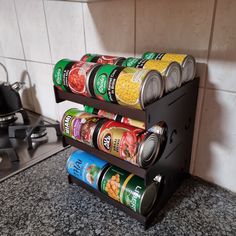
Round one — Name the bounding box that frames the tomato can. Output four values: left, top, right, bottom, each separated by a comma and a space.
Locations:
61, 108, 103, 147
53, 59, 100, 96
67, 150, 109, 190
142, 52, 196, 83
80, 53, 125, 66
94, 120, 160, 168
122, 57, 181, 93
100, 165, 158, 215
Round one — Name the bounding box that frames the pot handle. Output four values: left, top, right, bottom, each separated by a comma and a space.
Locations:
11, 81, 25, 92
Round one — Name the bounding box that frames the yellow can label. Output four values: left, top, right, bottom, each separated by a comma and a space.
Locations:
143, 60, 172, 74
161, 53, 187, 65
115, 67, 149, 109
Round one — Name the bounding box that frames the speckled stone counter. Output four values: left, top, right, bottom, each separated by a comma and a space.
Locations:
0, 147, 235, 236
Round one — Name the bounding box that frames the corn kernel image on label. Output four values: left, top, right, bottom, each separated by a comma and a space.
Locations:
115, 67, 149, 109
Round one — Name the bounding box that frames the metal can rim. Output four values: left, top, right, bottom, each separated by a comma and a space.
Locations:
182, 55, 196, 81
137, 133, 160, 168
140, 70, 164, 109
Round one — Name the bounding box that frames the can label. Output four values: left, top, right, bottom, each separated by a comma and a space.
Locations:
61, 108, 101, 146
81, 54, 125, 65
97, 120, 145, 165
53, 59, 76, 91
67, 150, 108, 189
68, 61, 95, 96
93, 64, 123, 102
115, 67, 150, 109
142, 52, 187, 65
100, 166, 145, 213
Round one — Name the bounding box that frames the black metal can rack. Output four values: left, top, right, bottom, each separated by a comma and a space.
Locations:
54, 78, 199, 229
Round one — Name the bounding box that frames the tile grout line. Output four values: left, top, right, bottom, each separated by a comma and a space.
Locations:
191, 0, 218, 175
81, 3, 87, 54
133, 0, 136, 57
42, 0, 53, 65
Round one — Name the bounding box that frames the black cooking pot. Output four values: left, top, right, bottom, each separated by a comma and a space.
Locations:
0, 82, 24, 117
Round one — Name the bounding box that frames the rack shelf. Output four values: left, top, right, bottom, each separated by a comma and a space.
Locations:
55, 78, 199, 229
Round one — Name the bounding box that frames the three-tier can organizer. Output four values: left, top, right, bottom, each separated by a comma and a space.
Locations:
54, 77, 199, 229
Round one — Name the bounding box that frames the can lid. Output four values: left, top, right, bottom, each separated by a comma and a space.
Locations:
138, 133, 160, 168
140, 70, 164, 109
182, 55, 196, 82
140, 182, 158, 215
165, 62, 182, 92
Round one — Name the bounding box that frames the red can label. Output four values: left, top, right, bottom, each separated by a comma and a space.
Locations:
97, 120, 145, 165
68, 61, 95, 96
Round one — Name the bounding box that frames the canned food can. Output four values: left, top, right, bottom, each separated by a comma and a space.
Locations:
142, 52, 196, 83
81, 53, 126, 66
67, 150, 108, 190
100, 165, 158, 215
53, 59, 98, 96
122, 57, 182, 93
115, 67, 164, 109
61, 108, 102, 147
94, 120, 160, 167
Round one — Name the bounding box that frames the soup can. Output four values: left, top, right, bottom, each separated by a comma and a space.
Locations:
80, 53, 125, 66
122, 57, 182, 93
94, 120, 160, 168
88, 64, 164, 110
53, 59, 100, 96
142, 52, 196, 83
100, 165, 158, 215
67, 150, 109, 190
61, 108, 103, 147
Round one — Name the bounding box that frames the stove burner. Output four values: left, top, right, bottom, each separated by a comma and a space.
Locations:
0, 114, 17, 127
30, 125, 47, 139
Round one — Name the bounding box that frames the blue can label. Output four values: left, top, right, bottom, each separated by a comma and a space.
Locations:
66, 150, 108, 189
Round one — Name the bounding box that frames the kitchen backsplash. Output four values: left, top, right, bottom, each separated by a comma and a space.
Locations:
0, 0, 235, 192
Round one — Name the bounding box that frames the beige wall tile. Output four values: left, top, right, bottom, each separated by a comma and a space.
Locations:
83, 0, 135, 57
0, 0, 24, 58
207, 0, 236, 92
194, 89, 236, 192
15, 0, 51, 63
44, 0, 86, 64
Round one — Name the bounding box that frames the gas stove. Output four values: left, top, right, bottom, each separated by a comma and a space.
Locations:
0, 109, 66, 182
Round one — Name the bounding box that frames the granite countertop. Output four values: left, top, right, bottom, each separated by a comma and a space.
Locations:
0, 147, 235, 236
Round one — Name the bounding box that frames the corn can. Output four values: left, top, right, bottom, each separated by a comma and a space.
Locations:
114, 67, 163, 109
142, 52, 196, 83
122, 57, 181, 93
67, 150, 108, 190
94, 120, 160, 168
61, 108, 103, 147
81, 53, 125, 66
53, 59, 100, 96
100, 165, 158, 215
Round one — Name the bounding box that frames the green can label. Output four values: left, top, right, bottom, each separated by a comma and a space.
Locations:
122, 57, 140, 67
53, 59, 75, 91
101, 166, 145, 213
93, 64, 123, 102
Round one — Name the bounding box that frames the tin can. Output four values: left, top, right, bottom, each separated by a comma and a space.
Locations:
53, 59, 99, 96
100, 165, 158, 215
81, 53, 125, 66
94, 120, 160, 168
84, 105, 145, 129
122, 57, 182, 93
61, 108, 103, 147
115, 67, 163, 109
142, 52, 196, 83
67, 150, 108, 190
87, 64, 163, 109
